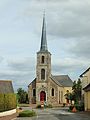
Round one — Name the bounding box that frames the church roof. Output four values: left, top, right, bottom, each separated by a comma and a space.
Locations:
52, 75, 73, 87
51, 76, 62, 87
28, 78, 36, 87
40, 13, 48, 52
0, 80, 14, 94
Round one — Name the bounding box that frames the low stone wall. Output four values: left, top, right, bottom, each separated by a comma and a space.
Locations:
0, 109, 16, 117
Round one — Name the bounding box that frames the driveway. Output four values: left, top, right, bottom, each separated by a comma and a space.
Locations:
12, 107, 90, 120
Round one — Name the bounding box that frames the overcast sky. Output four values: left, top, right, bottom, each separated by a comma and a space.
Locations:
0, 0, 90, 91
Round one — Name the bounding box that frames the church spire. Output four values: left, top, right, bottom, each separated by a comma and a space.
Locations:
40, 12, 48, 51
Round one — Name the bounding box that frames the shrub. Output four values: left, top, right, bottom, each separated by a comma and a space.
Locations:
69, 103, 84, 112
69, 105, 74, 111
75, 103, 84, 111
0, 93, 16, 112
18, 110, 36, 117
0, 94, 4, 112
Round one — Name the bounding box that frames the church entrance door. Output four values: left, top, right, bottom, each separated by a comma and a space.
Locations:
40, 91, 46, 101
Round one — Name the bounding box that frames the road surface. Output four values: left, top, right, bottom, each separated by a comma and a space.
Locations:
12, 107, 90, 120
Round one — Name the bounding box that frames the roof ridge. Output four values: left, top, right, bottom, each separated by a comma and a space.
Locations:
50, 76, 62, 86
0, 80, 12, 82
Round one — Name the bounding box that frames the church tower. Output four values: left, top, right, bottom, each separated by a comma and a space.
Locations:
36, 13, 51, 104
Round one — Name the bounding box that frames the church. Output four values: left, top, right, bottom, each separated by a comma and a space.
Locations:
28, 14, 73, 106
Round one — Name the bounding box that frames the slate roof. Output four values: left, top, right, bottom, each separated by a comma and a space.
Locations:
28, 78, 36, 87
83, 83, 90, 92
51, 75, 73, 87
50, 76, 62, 87
0, 80, 14, 94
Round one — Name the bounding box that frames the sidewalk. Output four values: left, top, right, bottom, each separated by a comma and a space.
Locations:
0, 113, 18, 120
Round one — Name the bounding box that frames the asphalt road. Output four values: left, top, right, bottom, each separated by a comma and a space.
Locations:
12, 107, 90, 120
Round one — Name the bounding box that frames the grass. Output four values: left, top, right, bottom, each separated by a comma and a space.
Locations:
18, 104, 30, 107
18, 110, 37, 117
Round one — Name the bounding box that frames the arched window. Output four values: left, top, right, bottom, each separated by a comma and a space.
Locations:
33, 89, 36, 96
41, 56, 44, 63
41, 69, 45, 80
52, 88, 54, 96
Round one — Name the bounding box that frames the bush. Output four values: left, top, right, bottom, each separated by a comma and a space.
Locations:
0, 93, 16, 112
75, 103, 84, 111
69, 105, 74, 111
69, 103, 84, 112
0, 94, 4, 112
18, 110, 36, 117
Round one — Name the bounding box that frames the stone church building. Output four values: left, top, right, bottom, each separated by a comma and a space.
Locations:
28, 15, 73, 106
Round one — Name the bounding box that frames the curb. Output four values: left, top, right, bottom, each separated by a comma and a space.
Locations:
0, 109, 16, 117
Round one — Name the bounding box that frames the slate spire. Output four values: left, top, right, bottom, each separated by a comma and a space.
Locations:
40, 12, 48, 51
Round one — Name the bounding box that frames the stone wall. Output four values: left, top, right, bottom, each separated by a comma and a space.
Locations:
28, 79, 36, 104
48, 79, 58, 105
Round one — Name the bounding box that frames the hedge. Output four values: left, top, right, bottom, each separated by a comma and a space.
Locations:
0, 93, 17, 112
18, 110, 36, 117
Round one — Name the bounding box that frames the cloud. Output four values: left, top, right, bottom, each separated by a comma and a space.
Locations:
46, 1, 90, 39
20, 0, 90, 40
8, 57, 35, 72
0, 56, 3, 63
0, 69, 35, 91
67, 39, 90, 59
52, 57, 90, 79
0, 57, 36, 91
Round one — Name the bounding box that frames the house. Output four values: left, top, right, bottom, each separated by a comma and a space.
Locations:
28, 14, 73, 106
80, 67, 90, 111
